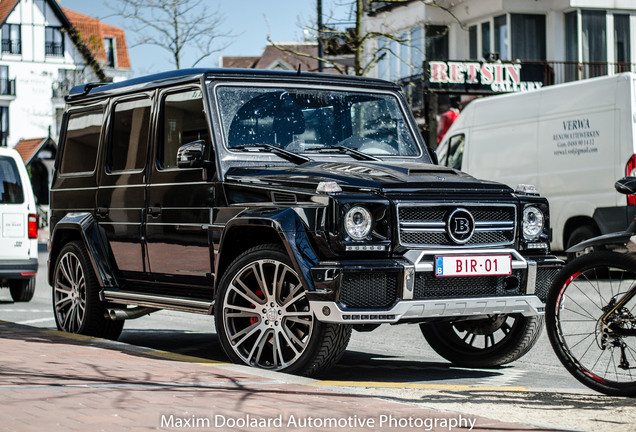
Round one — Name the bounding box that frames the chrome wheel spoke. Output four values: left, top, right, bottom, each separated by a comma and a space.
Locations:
223, 257, 314, 370
54, 251, 87, 333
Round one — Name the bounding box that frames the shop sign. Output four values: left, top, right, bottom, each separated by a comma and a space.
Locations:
428, 61, 544, 93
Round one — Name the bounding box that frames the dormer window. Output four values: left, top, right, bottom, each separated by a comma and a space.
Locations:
104, 37, 116, 67
45, 27, 64, 56
1, 24, 21, 54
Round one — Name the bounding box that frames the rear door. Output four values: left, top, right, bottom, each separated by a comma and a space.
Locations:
0, 155, 29, 260
96, 94, 153, 281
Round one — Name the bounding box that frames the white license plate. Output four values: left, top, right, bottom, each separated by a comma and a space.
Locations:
435, 255, 512, 277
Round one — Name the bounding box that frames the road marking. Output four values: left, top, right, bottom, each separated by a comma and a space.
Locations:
16, 318, 55, 325
43, 329, 97, 341
143, 350, 230, 365
312, 380, 528, 392
0, 309, 50, 313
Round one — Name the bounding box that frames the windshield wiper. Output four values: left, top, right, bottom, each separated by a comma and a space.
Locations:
231, 144, 311, 165
304, 146, 380, 161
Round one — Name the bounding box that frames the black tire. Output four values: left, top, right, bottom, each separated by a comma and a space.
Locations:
215, 244, 351, 376
566, 225, 599, 261
52, 241, 123, 340
546, 251, 636, 397
9, 278, 36, 302
420, 314, 543, 368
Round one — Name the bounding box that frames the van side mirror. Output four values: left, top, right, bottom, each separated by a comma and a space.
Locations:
177, 140, 212, 168
427, 146, 439, 165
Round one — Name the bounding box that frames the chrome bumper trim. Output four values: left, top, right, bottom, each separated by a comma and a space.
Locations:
310, 295, 545, 324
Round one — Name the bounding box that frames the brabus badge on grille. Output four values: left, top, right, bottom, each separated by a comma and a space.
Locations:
447, 208, 475, 244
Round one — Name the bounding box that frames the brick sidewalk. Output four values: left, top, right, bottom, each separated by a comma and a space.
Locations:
0, 321, 560, 432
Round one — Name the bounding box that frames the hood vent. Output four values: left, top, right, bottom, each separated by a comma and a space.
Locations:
408, 168, 456, 176
271, 192, 297, 203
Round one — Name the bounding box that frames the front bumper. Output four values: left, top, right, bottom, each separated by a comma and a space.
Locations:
307, 249, 562, 324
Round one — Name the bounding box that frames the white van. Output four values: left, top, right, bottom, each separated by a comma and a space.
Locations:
437, 72, 636, 253
0, 147, 38, 301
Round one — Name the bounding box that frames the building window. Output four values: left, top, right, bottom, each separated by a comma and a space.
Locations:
481, 22, 491, 58
468, 25, 477, 60
581, 10, 607, 63
399, 31, 409, 78
0, 66, 14, 96
1, 24, 21, 54
45, 27, 64, 56
389, 39, 398, 81
614, 14, 631, 68
565, 11, 578, 62
377, 37, 388, 80
494, 15, 508, 60
410, 25, 423, 74
0, 106, 9, 147
104, 37, 116, 67
511, 14, 546, 60
425, 25, 448, 61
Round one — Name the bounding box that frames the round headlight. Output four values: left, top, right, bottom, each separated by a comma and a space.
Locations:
522, 206, 544, 240
344, 206, 373, 240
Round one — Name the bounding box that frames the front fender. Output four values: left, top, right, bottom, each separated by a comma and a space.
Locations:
566, 231, 632, 253
48, 213, 118, 289
218, 207, 321, 292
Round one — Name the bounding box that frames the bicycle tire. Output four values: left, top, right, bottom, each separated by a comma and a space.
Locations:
546, 251, 636, 397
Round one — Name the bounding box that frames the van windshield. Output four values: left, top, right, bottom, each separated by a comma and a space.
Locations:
0, 156, 24, 204
214, 85, 422, 159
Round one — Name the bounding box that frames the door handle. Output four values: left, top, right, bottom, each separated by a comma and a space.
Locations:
96, 206, 109, 217
148, 206, 162, 217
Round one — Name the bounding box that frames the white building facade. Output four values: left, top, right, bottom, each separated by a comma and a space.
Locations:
0, 0, 130, 148
363, 0, 636, 142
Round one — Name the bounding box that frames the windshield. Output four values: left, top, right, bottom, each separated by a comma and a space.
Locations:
214, 85, 421, 158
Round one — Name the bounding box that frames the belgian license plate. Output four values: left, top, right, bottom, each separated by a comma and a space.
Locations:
435, 255, 512, 277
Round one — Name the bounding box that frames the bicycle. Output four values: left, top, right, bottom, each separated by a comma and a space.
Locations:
546, 177, 636, 397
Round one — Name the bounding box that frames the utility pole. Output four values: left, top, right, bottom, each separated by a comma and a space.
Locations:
317, 0, 324, 72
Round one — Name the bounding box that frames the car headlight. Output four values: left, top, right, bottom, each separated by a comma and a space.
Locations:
344, 206, 373, 240
522, 206, 544, 240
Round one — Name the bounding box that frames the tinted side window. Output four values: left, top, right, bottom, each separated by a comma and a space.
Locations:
109, 98, 151, 172
161, 90, 208, 169
60, 109, 103, 174
0, 156, 23, 204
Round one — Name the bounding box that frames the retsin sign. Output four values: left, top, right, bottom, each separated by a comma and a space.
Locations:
429, 61, 544, 93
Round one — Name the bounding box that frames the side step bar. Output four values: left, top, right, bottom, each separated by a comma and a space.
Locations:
102, 290, 214, 315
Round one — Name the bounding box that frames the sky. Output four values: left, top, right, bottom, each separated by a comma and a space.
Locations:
59, 0, 348, 76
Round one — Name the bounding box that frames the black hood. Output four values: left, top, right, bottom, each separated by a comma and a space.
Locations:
225, 161, 513, 195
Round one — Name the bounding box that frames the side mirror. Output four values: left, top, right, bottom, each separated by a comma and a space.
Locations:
615, 177, 636, 196
427, 146, 439, 165
177, 140, 210, 168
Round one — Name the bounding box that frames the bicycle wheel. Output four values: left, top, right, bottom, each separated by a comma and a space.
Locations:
546, 251, 636, 396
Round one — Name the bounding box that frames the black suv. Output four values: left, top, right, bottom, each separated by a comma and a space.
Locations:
49, 69, 561, 376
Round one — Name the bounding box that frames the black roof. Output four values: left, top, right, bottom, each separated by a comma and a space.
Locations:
67, 68, 399, 101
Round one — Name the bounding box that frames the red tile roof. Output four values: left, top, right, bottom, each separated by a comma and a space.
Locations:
15, 138, 46, 164
254, 44, 320, 71
221, 56, 260, 69
0, 0, 19, 26
62, 8, 131, 69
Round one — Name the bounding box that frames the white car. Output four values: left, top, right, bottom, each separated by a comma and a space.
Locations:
0, 147, 38, 302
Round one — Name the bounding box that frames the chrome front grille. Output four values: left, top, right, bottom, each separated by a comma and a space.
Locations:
397, 203, 517, 248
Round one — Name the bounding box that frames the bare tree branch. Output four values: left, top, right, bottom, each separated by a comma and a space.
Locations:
105, 0, 236, 69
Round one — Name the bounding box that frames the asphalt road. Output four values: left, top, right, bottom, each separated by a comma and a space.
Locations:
2, 249, 636, 431
0, 249, 593, 392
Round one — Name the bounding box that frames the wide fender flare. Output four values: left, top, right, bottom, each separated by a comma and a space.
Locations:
218, 207, 321, 292
48, 213, 118, 289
